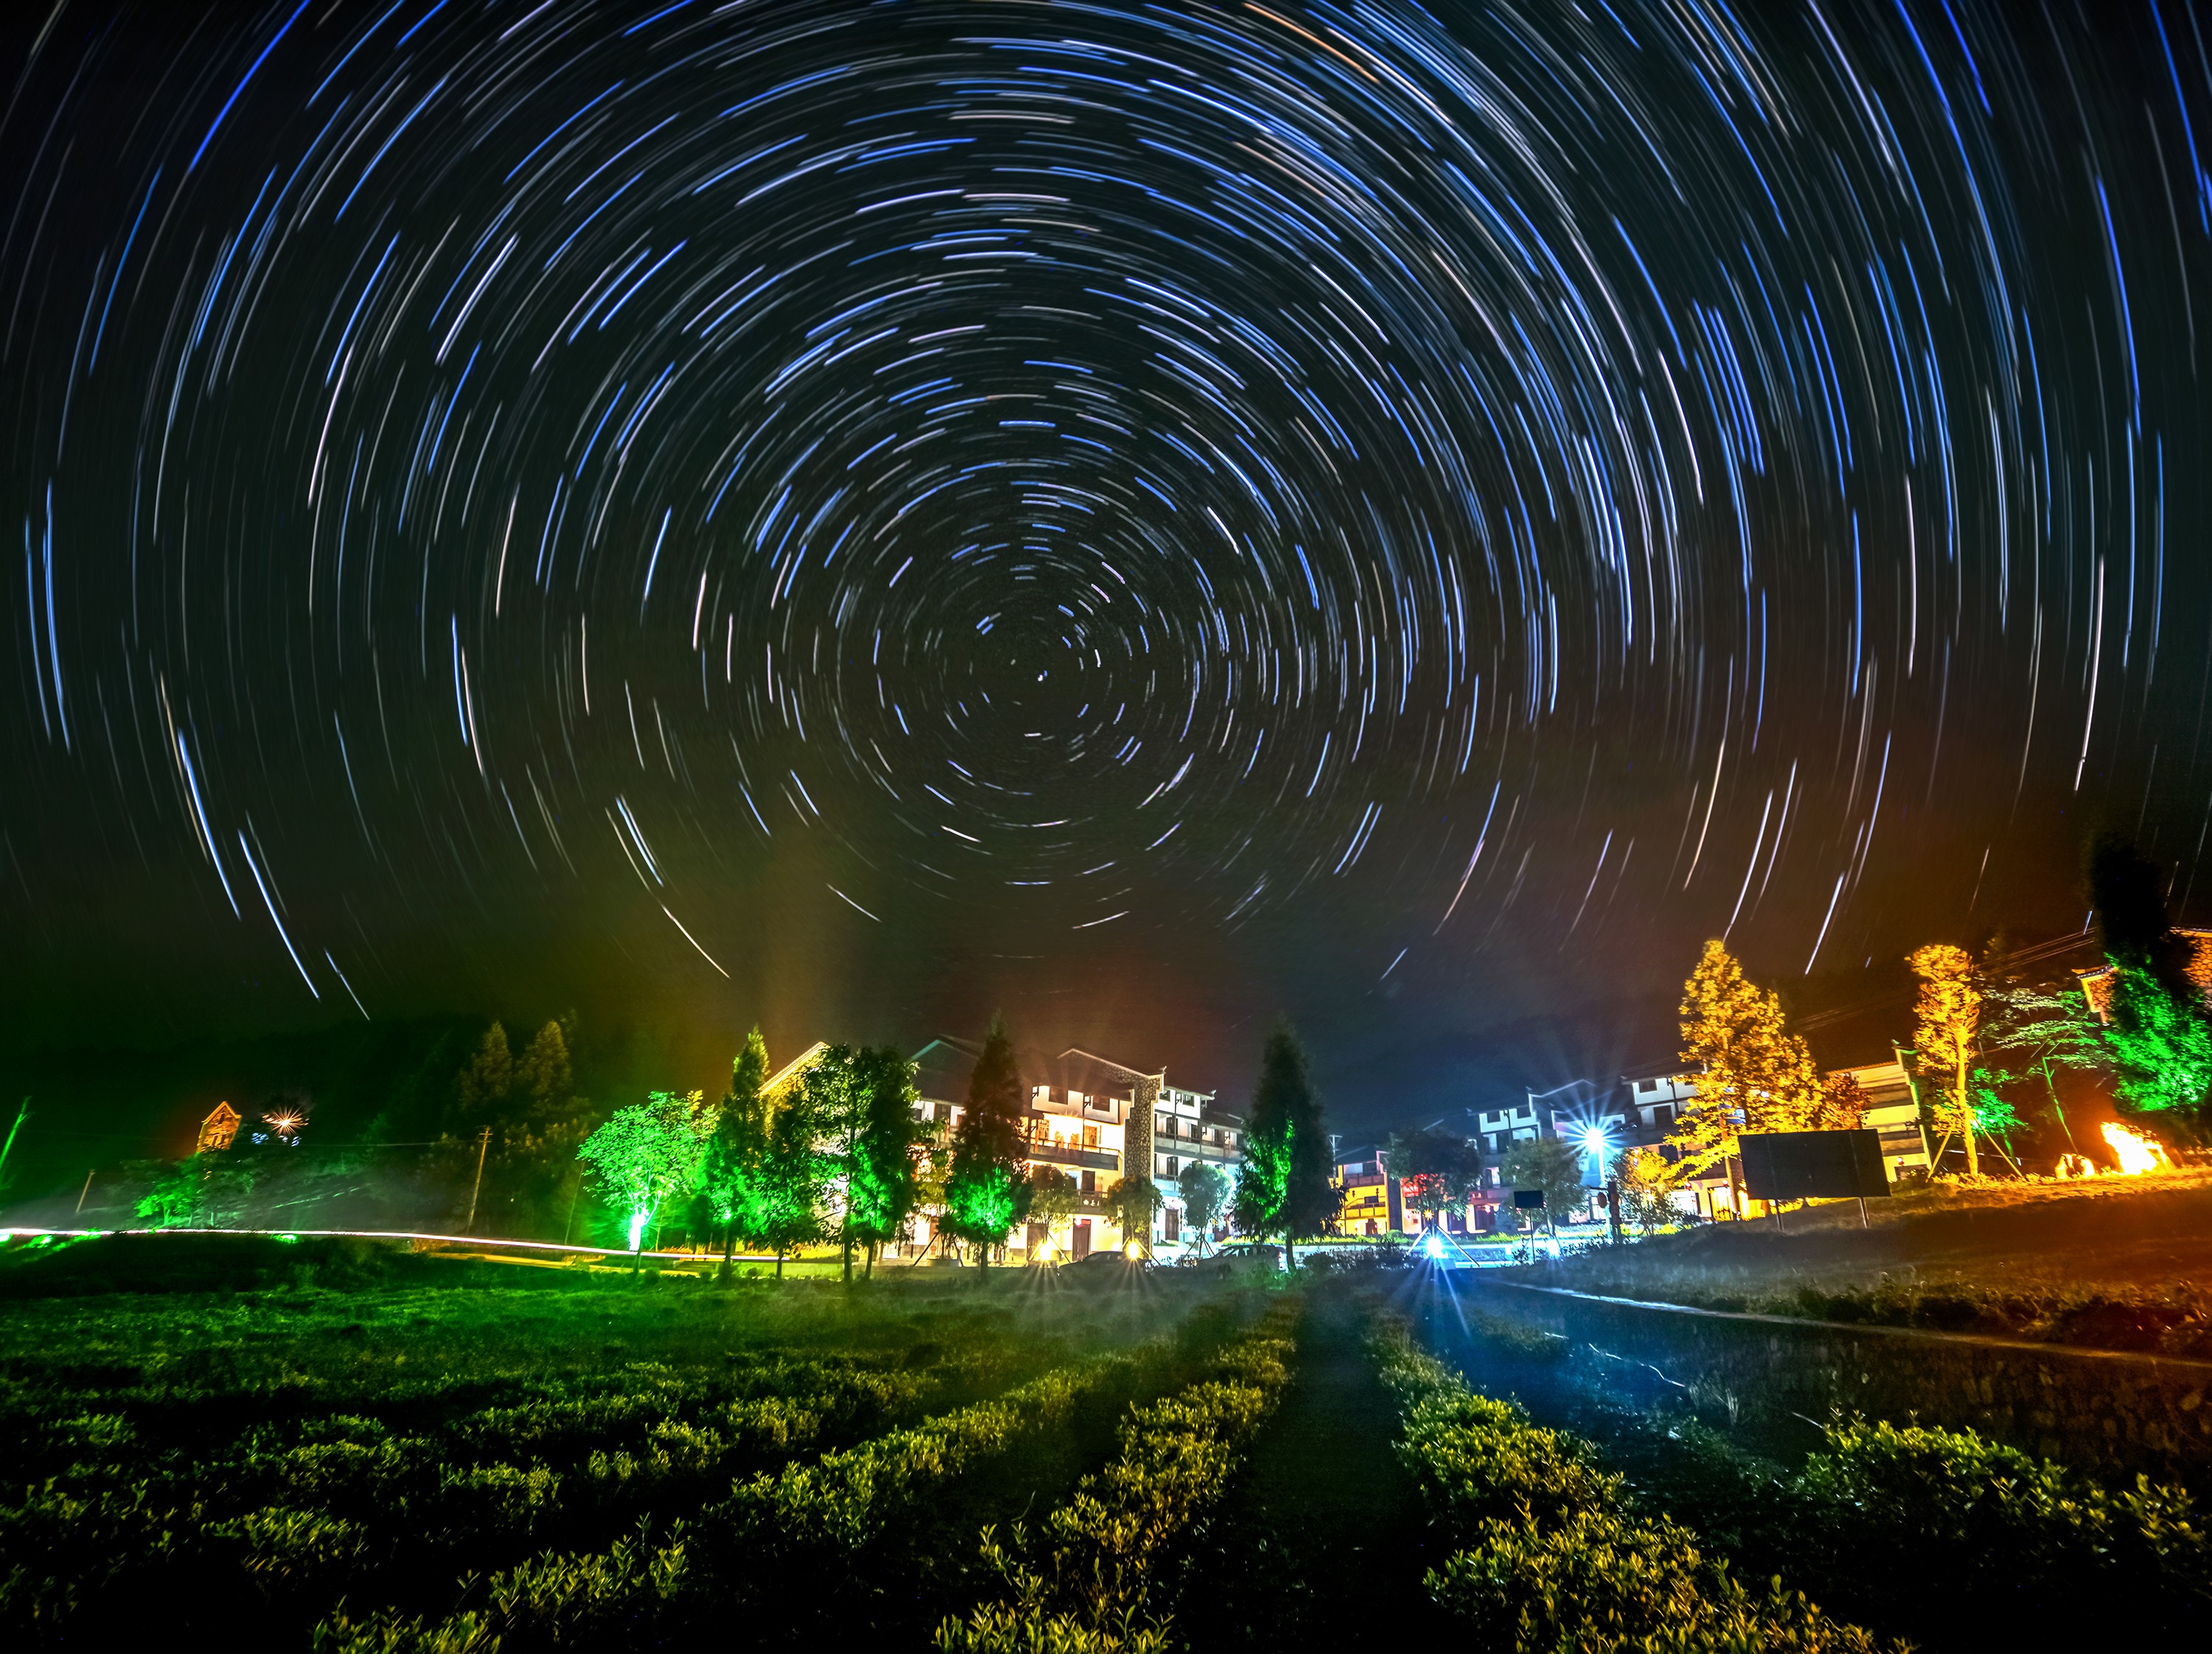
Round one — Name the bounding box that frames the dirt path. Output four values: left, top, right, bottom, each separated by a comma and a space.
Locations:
1171, 1289, 1444, 1647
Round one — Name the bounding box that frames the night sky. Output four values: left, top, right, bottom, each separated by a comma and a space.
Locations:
4, 1, 2210, 1130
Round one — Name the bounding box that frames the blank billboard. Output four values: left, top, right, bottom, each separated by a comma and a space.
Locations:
1738, 1130, 1890, 1200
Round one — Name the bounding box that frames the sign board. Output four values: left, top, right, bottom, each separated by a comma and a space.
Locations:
1738, 1130, 1890, 1200
1512, 1188, 1545, 1209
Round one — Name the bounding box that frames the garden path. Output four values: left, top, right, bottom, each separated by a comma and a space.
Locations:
1171, 1288, 1445, 1647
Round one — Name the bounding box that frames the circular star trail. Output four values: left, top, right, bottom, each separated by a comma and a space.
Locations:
2, 1, 2208, 1063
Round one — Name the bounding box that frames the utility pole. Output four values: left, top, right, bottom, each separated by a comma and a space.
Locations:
0, 1097, 28, 1191
465, 1127, 491, 1234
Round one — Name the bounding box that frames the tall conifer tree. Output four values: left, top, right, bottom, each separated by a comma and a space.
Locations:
702, 1027, 773, 1265
942, 1015, 1029, 1268
1232, 1021, 1338, 1265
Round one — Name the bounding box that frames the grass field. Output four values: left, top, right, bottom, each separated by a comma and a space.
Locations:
1, 1231, 2205, 1650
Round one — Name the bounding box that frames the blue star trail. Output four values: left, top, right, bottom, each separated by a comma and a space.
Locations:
1, 1, 2208, 1088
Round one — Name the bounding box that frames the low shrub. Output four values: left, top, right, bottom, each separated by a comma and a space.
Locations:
936, 1307, 1298, 1650
1371, 1323, 1890, 1653
334, 1312, 1247, 1651
1787, 1417, 2212, 1639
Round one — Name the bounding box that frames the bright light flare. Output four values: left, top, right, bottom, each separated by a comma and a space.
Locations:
2101, 1120, 2173, 1175
1123, 1240, 1144, 1260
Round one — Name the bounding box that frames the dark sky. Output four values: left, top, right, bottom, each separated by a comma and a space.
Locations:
2, 0, 2208, 1136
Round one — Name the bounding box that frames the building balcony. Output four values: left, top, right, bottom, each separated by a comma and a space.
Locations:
1025, 1141, 1121, 1172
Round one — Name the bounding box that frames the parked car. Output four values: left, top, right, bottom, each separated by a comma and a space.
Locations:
1181, 1241, 1285, 1273
1060, 1247, 1149, 1279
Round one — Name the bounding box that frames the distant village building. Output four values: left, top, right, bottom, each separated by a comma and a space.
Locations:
195, 1102, 240, 1153
1328, 1143, 1402, 1236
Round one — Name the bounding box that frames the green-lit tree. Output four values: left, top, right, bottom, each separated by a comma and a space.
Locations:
1100, 1173, 1164, 1256
754, 1076, 830, 1279
1383, 1125, 1486, 1230
841, 1046, 925, 1279
1175, 1161, 1227, 1254
941, 1015, 1030, 1268
577, 1090, 717, 1267
1231, 1021, 1340, 1267
1497, 1136, 1587, 1231
701, 1028, 773, 1266
2101, 965, 2212, 1119
2088, 833, 2212, 1128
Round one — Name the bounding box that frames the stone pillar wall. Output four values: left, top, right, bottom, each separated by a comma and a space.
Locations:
1467, 1279, 2212, 1481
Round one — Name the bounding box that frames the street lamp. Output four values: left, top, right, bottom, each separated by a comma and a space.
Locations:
1580, 1125, 1623, 1246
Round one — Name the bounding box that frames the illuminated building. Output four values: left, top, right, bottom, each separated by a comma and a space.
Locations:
905, 1041, 1234, 1261
195, 1102, 240, 1153
1327, 1143, 1403, 1236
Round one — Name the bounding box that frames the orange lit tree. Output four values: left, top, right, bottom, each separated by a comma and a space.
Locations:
1669, 940, 1823, 1195
1909, 943, 1982, 1175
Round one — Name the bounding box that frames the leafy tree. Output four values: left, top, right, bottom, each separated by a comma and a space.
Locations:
1100, 1173, 1164, 1255
1175, 1161, 1227, 1252
1970, 1077, 2023, 1144
1497, 1136, 1586, 1227
1809, 1071, 1871, 1131
1026, 1166, 1080, 1232
754, 1076, 830, 1278
136, 1155, 216, 1227
701, 1028, 773, 1265
1231, 1021, 1340, 1267
1670, 942, 1824, 1194
1615, 1146, 1678, 1234
1909, 943, 1983, 1175
1383, 1125, 1487, 1229
942, 1015, 1030, 1268
2099, 964, 2212, 1119
577, 1090, 717, 1265
844, 1046, 924, 1278
1981, 978, 2104, 1150
795, 1046, 870, 1282
2087, 833, 2212, 1127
